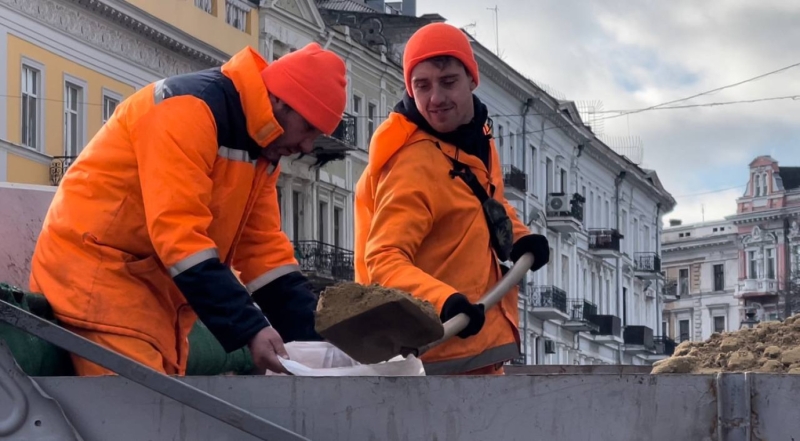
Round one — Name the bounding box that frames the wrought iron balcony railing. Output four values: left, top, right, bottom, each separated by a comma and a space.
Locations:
634, 252, 661, 272
588, 228, 622, 252
331, 112, 357, 148
501, 164, 527, 193
530, 286, 568, 313
566, 298, 598, 322
653, 336, 676, 356
294, 240, 354, 282
50, 156, 76, 186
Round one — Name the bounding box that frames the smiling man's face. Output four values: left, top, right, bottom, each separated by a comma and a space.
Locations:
410, 56, 477, 133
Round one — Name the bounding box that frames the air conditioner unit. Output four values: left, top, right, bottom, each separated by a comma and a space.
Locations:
547, 193, 570, 213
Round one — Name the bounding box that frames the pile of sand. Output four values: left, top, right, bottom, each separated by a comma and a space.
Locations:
652, 314, 800, 374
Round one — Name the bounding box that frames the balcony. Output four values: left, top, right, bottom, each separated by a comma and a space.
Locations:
529, 285, 569, 321
509, 353, 526, 365
634, 252, 662, 280
590, 314, 623, 343
546, 193, 585, 235
644, 336, 676, 362
50, 156, 76, 185
588, 228, 623, 258
312, 112, 357, 157
562, 299, 600, 333
663, 279, 679, 301
294, 240, 354, 292
735, 279, 779, 298
623, 325, 656, 354
501, 164, 527, 200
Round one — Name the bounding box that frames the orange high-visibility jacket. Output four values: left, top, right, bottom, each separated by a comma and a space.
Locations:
29, 47, 318, 374
354, 112, 530, 375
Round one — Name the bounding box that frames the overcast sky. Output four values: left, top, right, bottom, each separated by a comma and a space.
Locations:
417, 0, 800, 226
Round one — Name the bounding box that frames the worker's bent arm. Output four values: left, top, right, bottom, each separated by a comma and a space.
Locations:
129, 96, 269, 353
364, 150, 457, 313
232, 168, 322, 342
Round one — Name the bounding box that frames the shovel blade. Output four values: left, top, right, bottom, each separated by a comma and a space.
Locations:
316, 298, 444, 364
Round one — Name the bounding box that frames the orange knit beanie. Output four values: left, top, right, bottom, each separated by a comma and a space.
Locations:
403, 22, 480, 97
261, 43, 347, 135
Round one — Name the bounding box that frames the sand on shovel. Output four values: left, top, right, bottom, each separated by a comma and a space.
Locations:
315, 282, 444, 364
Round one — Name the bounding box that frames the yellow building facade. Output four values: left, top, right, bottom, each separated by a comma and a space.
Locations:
0, 0, 259, 185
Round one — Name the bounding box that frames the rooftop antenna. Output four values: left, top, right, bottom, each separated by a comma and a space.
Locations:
486, 5, 499, 56
463, 21, 477, 37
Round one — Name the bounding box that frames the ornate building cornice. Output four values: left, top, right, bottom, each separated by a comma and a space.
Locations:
1, 0, 224, 78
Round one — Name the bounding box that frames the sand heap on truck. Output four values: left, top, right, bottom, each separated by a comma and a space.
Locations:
652, 313, 800, 374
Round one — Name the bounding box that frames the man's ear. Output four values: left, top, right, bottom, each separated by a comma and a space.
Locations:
467, 74, 477, 92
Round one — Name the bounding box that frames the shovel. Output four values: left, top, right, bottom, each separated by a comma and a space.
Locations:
316, 252, 534, 364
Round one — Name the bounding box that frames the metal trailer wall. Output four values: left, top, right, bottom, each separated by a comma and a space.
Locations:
19, 372, 799, 441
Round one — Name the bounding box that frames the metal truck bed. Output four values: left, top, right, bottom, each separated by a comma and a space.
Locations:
3, 342, 798, 441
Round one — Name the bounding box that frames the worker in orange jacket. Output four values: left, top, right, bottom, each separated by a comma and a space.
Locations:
29, 43, 347, 376
354, 23, 550, 375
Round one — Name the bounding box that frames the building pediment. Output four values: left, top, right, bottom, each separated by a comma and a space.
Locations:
270, 0, 327, 32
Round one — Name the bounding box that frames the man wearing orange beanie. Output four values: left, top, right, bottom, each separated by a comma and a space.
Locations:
354, 23, 550, 375
29, 43, 347, 376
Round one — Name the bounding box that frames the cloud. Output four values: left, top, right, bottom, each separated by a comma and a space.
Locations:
418, 0, 800, 223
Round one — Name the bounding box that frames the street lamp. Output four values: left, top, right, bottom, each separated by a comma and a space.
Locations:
739, 310, 760, 329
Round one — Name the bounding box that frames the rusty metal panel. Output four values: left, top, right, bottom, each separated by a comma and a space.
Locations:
0, 183, 55, 289
31, 374, 722, 441
749, 373, 800, 440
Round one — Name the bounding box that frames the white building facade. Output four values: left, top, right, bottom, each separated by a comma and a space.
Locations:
257, 0, 434, 291
661, 219, 740, 343
468, 36, 676, 366
259, 0, 678, 366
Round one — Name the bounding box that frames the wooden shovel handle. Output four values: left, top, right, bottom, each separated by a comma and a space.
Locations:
416, 252, 534, 357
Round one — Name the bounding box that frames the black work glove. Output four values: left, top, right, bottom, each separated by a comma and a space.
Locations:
510, 234, 550, 272
440, 293, 486, 339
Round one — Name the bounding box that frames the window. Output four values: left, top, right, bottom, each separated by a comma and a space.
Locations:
662, 321, 668, 337
528, 145, 537, 194
194, 0, 213, 13
64, 81, 84, 157
102, 94, 119, 124
713, 316, 725, 334
509, 132, 515, 165
545, 157, 553, 194
21, 64, 41, 150
367, 103, 376, 141
225, 0, 249, 32
292, 191, 303, 242
560, 169, 567, 193
679, 319, 690, 342
767, 248, 775, 279
497, 125, 504, 162
333, 207, 343, 248
679, 268, 689, 296
762, 174, 768, 195
748, 250, 757, 278
352, 95, 361, 148
318, 201, 329, 242
713, 264, 724, 291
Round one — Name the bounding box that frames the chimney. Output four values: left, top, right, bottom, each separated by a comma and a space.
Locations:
669, 219, 682, 227
401, 0, 416, 16
366, 0, 385, 12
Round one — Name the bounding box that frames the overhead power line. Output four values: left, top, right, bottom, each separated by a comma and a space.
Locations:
594, 60, 800, 122
673, 184, 747, 198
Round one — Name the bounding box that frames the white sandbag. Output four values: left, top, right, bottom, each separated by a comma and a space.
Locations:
265, 341, 426, 377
